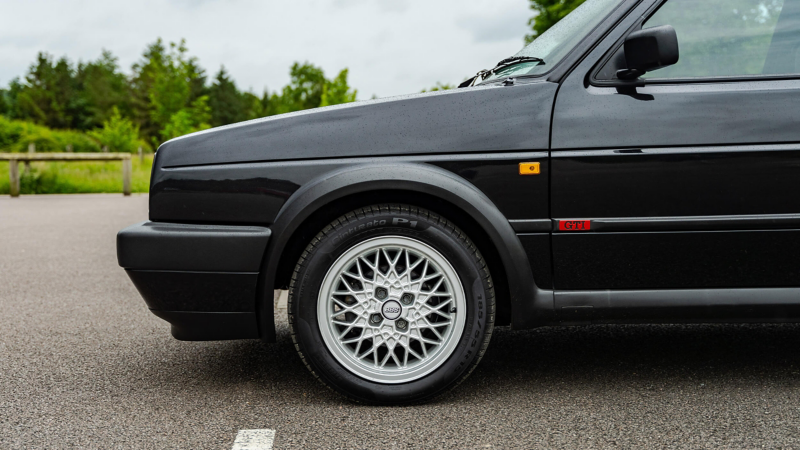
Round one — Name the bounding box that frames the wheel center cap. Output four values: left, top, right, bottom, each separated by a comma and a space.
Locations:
381, 300, 403, 320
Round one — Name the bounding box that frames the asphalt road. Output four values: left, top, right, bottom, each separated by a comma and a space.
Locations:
3, 194, 800, 449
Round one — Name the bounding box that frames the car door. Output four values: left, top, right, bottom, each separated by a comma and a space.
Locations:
550, 0, 800, 292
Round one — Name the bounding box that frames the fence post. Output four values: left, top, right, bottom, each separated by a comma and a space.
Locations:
138, 146, 143, 163
25, 143, 34, 174
66, 144, 73, 152
9, 159, 20, 197
122, 158, 132, 196
102, 145, 109, 153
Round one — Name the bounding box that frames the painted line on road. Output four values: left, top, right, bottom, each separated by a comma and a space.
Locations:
232, 429, 276, 450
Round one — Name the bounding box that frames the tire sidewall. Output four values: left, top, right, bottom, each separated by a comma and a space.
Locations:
292, 207, 492, 404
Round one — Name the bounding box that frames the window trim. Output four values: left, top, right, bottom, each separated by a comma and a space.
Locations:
589, 0, 800, 87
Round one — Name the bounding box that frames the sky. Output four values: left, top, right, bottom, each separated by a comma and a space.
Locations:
0, 0, 533, 100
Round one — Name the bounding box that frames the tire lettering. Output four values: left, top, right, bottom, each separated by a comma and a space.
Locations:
391, 218, 418, 228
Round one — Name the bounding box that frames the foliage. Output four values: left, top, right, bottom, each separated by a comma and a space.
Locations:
130, 39, 211, 146
0, 115, 100, 153
321, 69, 358, 106
0, 156, 153, 195
13, 53, 87, 129
421, 82, 455, 93
267, 62, 358, 114
76, 50, 131, 129
209, 66, 248, 126
1, 38, 359, 154
87, 107, 146, 153
159, 96, 211, 141
0, 89, 8, 116
525, 0, 586, 44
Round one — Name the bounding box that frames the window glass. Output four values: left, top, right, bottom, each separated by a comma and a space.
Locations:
643, 0, 800, 79
481, 0, 624, 82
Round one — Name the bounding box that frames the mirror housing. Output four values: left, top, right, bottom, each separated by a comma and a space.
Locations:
617, 25, 679, 80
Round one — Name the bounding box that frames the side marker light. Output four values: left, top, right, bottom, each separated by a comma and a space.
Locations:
519, 162, 541, 175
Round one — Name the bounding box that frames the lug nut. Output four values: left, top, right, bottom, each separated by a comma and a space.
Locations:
375, 287, 388, 300
370, 313, 383, 324
400, 293, 414, 305
396, 319, 408, 330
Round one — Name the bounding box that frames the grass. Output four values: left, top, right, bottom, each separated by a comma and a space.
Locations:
0, 155, 153, 195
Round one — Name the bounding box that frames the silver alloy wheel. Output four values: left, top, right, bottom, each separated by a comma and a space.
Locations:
317, 236, 466, 384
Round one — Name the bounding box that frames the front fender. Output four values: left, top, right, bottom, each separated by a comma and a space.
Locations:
257, 162, 553, 341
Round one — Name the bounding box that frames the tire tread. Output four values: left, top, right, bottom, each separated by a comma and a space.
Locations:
287, 203, 495, 404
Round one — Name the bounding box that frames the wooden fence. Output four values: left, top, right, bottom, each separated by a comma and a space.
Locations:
0, 152, 132, 197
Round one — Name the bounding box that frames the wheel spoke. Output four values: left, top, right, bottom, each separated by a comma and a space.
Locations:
318, 235, 466, 383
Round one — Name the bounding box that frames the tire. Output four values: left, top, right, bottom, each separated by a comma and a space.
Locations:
288, 204, 495, 404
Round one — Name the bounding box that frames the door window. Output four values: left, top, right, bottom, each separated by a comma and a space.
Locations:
643, 0, 800, 79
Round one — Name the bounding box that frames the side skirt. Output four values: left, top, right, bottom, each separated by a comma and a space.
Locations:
554, 288, 800, 324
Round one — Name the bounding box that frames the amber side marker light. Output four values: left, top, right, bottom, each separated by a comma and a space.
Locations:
519, 162, 541, 175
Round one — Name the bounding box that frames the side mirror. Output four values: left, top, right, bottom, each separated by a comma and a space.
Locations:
617, 25, 679, 80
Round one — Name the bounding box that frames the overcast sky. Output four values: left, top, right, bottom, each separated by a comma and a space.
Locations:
0, 0, 533, 99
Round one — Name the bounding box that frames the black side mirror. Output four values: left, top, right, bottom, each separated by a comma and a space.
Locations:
617, 25, 679, 80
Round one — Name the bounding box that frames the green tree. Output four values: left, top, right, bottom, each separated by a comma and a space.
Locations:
87, 107, 143, 152
130, 39, 210, 145
209, 66, 247, 126
267, 62, 327, 115
75, 50, 130, 130
320, 69, 358, 106
2, 80, 24, 119
266, 62, 357, 115
14, 53, 88, 129
242, 91, 271, 120
421, 82, 455, 93
0, 89, 8, 116
525, 0, 586, 44
159, 96, 211, 141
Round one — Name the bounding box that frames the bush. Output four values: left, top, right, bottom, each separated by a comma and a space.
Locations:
88, 107, 147, 153
0, 115, 101, 153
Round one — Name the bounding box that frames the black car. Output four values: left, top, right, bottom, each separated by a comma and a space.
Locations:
117, 0, 800, 404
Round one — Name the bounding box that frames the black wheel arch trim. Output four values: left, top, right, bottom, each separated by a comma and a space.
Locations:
256, 162, 553, 341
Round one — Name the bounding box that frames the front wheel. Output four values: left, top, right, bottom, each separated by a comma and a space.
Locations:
288, 204, 495, 404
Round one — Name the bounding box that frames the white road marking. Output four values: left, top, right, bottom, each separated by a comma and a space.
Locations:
231, 429, 276, 450
274, 289, 288, 310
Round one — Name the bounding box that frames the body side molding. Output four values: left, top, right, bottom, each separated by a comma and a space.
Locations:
553, 214, 800, 233
556, 288, 800, 323
257, 163, 553, 341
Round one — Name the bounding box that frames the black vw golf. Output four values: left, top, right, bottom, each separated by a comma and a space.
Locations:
117, 0, 800, 404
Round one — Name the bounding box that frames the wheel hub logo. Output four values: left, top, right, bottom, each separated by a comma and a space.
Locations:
381, 300, 403, 320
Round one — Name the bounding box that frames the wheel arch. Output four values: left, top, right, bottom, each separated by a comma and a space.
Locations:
256, 163, 553, 341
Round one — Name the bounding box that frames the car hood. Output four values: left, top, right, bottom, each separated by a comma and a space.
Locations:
154, 80, 557, 168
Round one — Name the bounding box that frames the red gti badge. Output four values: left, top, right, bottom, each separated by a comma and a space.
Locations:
559, 220, 591, 231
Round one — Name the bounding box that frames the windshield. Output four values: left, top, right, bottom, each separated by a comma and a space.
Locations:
482, 0, 625, 82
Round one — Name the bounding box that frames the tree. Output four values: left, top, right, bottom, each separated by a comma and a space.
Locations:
130, 39, 211, 145
525, 0, 586, 45
76, 50, 130, 129
0, 89, 7, 116
242, 91, 270, 120
421, 82, 455, 93
87, 107, 142, 152
267, 62, 327, 115
13, 53, 88, 129
209, 66, 247, 126
266, 62, 357, 115
1, 38, 361, 147
159, 96, 211, 141
320, 69, 358, 107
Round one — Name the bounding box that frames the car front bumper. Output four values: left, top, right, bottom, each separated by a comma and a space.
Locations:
117, 221, 271, 340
